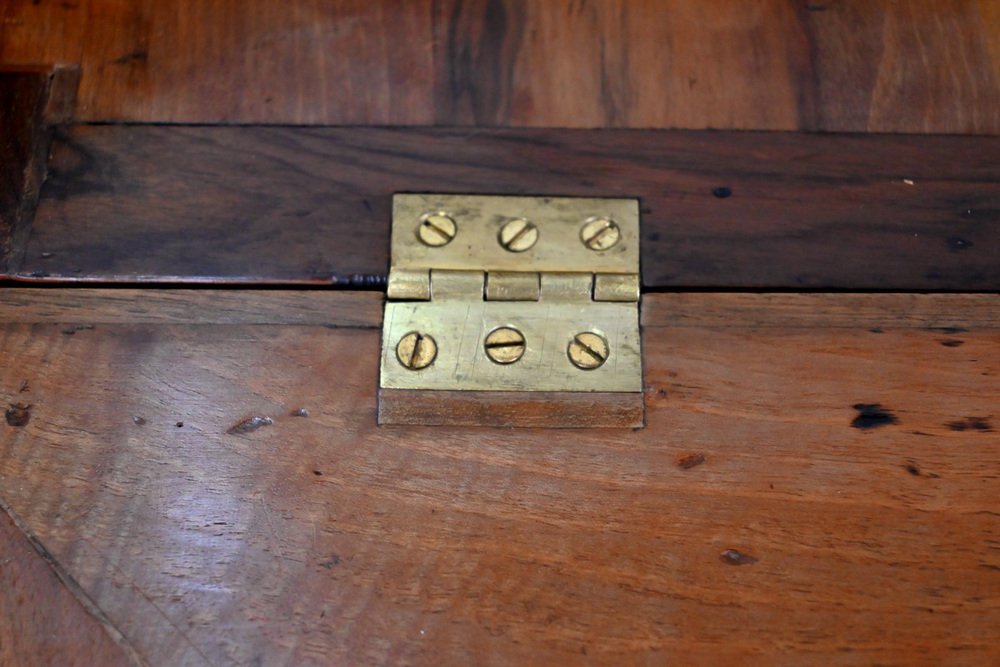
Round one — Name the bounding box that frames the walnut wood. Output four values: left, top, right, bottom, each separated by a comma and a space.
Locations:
0, 288, 381, 327
378, 389, 644, 428
0, 289, 997, 664
0, 65, 79, 274
0, 504, 135, 666
1, 1, 997, 132
11, 125, 999, 289
641, 292, 1000, 330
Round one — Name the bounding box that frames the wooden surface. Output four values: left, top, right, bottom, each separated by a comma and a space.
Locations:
1, 288, 998, 664
1, 1, 998, 132
0, 504, 135, 666
10, 125, 1000, 289
378, 390, 645, 428
0, 65, 78, 274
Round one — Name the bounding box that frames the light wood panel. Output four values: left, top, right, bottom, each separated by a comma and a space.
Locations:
1, 290, 997, 664
1, 1, 997, 132
12, 125, 1000, 289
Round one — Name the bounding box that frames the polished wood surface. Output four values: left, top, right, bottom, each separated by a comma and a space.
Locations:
1, 1, 997, 132
378, 390, 645, 428
11, 125, 999, 289
1, 289, 998, 664
0, 505, 134, 666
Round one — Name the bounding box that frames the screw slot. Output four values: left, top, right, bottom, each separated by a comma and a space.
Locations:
484, 327, 526, 364
417, 212, 457, 247
396, 332, 438, 370
498, 218, 538, 253
567, 332, 609, 370
580, 217, 620, 251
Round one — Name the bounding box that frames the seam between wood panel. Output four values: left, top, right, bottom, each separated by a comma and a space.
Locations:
0, 496, 150, 667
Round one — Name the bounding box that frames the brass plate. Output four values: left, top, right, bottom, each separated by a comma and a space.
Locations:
380, 300, 642, 393
392, 194, 639, 274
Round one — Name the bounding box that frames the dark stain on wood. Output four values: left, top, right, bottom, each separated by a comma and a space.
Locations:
903, 462, 941, 479
939, 339, 965, 347
61, 324, 94, 335
318, 555, 342, 569
677, 453, 707, 470
851, 403, 899, 430
111, 50, 148, 66
945, 417, 993, 432
5, 403, 31, 427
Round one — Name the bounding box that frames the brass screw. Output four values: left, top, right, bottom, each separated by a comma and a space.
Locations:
396, 332, 437, 370
567, 332, 609, 370
484, 327, 526, 364
498, 218, 539, 252
417, 212, 457, 247
580, 217, 620, 250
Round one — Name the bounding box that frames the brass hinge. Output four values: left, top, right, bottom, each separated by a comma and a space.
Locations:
379, 194, 643, 427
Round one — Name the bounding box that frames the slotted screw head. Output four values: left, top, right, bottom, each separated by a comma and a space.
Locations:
417, 212, 457, 247
580, 217, 621, 251
498, 218, 539, 252
396, 332, 437, 370
484, 327, 526, 364
567, 332, 609, 370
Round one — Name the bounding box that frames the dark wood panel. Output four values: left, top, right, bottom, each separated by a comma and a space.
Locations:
0, 504, 135, 666
0, 290, 997, 663
0, 65, 78, 274
1, 0, 997, 132
12, 125, 1000, 289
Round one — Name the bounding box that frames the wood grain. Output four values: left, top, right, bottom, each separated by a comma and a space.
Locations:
378, 389, 644, 428
1, 1, 997, 132
12, 125, 1000, 289
0, 289, 998, 664
0, 65, 78, 274
0, 503, 134, 666
0, 288, 381, 327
